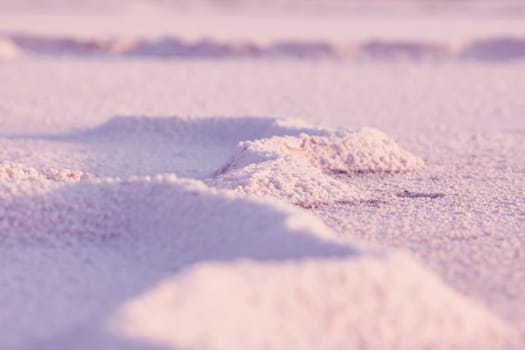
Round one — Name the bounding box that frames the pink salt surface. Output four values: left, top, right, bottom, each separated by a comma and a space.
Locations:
0, 119, 519, 349
1, 3, 525, 350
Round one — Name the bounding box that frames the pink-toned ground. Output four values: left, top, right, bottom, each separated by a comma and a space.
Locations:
0, 1, 524, 350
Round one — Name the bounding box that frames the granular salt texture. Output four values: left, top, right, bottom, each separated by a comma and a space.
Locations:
299, 128, 425, 174
0, 167, 357, 271
0, 162, 86, 182
213, 128, 423, 204
212, 155, 365, 206
0, 180, 125, 242
219, 128, 424, 175
0, 162, 41, 180
1, 172, 516, 350
111, 254, 517, 350
0, 173, 352, 349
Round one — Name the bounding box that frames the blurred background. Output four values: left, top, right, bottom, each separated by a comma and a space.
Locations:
1, 0, 524, 15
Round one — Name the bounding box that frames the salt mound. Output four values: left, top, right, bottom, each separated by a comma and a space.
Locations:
112, 255, 516, 350
0, 174, 356, 349
219, 128, 424, 175
0, 173, 344, 247
212, 128, 423, 205
212, 156, 362, 206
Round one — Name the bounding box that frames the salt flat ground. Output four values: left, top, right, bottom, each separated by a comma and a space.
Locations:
0, 2, 524, 349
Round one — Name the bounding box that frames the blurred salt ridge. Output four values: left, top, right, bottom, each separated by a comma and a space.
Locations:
2, 33, 525, 61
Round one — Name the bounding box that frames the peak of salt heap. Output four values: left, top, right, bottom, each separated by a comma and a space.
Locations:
212, 127, 424, 206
